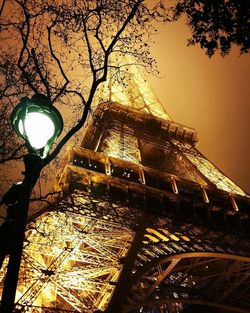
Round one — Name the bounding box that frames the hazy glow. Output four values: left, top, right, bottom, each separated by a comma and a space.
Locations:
18, 112, 55, 149
147, 18, 250, 193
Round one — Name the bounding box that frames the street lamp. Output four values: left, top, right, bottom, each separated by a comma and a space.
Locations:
11, 93, 63, 158
0, 94, 63, 313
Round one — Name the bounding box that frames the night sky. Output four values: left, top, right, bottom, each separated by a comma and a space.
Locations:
147, 18, 250, 194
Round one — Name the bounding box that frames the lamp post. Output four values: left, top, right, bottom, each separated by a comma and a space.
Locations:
0, 94, 63, 312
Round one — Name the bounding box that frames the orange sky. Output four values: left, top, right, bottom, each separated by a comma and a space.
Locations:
147, 18, 250, 194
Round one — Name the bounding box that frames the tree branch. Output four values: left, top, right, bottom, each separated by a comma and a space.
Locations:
47, 21, 70, 103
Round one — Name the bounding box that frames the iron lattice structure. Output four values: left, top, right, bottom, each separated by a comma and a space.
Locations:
1, 64, 250, 312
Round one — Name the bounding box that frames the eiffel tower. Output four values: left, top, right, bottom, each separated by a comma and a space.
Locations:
1, 64, 250, 313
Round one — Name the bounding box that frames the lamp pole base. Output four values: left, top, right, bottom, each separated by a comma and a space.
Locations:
0, 154, 43, 313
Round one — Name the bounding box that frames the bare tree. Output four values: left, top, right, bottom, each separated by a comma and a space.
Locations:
0, 0, 170, 201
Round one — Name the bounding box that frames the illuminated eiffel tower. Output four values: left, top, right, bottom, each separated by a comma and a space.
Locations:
1, 64, 250, 313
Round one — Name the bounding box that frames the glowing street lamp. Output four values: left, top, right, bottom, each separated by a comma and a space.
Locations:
0, 94, 63, 313
10, 93, 63, 158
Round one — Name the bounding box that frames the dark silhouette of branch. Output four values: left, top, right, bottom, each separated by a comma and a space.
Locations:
31, 48, 51, 99
47, 21, 70, 104
0, 0, 6, 17
0, 145, 25, 165
45, 0, 145, 165
173, 0, 250, 56
16, 0, 38, 93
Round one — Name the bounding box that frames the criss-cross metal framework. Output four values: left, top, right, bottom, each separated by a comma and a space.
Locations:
125, 254, 250, 313
124, 217, 250, 313
0, 169, 249, 312
0, 190, 136, 312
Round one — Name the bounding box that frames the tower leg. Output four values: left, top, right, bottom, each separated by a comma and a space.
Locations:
106, 212, 149, 313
